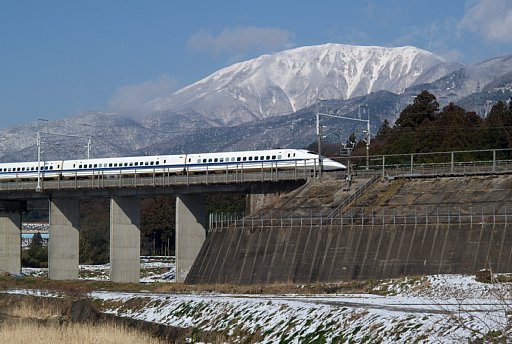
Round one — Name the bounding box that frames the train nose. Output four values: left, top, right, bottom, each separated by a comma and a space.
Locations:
323, 159, 346, 171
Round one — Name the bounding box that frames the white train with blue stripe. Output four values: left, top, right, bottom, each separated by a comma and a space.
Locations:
0, 149, 345, 180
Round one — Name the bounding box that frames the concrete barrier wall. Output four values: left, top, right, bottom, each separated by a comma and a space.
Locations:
186, 221, 512, 284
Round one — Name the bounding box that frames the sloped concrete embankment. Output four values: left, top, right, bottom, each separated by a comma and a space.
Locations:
188, 175, 512, 284
187, 220, 511, 284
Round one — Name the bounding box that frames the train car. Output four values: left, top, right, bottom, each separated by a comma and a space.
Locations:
60, 154, 185, 178
0, 160, 63, 180
186, 149, 344, 173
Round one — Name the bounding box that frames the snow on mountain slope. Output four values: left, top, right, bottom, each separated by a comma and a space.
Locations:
146, 43, 459, 126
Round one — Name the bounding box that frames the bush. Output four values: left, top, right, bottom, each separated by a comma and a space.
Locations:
21, 232, 48, 268
21, 246, 48, 268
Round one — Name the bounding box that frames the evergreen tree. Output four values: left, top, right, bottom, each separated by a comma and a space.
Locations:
394, 90, 439, 129
483, 100, 512, 149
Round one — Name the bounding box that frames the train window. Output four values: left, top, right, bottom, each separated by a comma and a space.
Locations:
293, 153, 296, 157
89, 164, 92, 168
156, 161, 159, 165
150, 161, 154, 165
45, 166, 48, 170
79, 165, 82, 168
188, 158, 191, 163
260, 156, 264, 160
129, 162, 133, 166
231, 157, 235, 162
266, 156, 270, 160
21, 167, 25, 171
272, 155, 276, 159
214, 158, 218, 162
144, 162, 148, 165
287, 153, 290, 158
236, 157, 241, 161
50, 166, 53, 170
248, 157, 252, 161
124, 163, 128, 167
278, 155, 282, 159
134, 162, 138, 166
254, 156, 258, 161
31, 167, 34, 171
197, 159, 201, 163
8, 168, 11, 172
219, 158, 224, 162
94, 164, 98, 168
208, 158, 212, 163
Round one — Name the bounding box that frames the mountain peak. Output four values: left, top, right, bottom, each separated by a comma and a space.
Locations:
146, 43, 457, 126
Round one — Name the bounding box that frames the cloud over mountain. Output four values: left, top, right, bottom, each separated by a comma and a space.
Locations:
187, 26, 294, 57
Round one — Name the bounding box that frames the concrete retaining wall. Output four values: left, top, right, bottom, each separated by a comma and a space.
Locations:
186, 221, 511, 284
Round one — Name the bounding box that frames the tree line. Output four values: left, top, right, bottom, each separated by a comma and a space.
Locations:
341, 91, 512, 164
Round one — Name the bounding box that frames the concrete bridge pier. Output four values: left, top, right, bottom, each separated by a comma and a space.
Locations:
110, 196, 141, 283
0, 210, 23, 275
48, 198, 80, 280
176, 194, 206, 283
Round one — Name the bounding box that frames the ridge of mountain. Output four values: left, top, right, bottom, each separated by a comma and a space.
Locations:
145, 43, 460, 126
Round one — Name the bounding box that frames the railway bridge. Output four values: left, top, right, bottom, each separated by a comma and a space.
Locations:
0, 169, 307, 283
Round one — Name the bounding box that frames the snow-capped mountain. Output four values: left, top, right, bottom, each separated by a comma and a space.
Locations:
145, 43, 461, 126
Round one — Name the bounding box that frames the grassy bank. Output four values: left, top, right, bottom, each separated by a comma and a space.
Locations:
0, 322, 168, 344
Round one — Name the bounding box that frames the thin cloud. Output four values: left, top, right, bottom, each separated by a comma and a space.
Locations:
108, 75, 177, 115
460, 0, 512, 43
187, 26, 294, 57
390, 18, 463, 61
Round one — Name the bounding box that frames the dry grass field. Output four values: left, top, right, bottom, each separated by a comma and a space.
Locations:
0, 322, 168, 344
0, 294, 226, 343
0, 298, 168, 344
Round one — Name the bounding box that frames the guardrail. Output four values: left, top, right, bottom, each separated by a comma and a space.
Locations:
326, 174, 380, 219
209, 206, 512, 231
342, 148, 512, 178
0, 167, 311, 192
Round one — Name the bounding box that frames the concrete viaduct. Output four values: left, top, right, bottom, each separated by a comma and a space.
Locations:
0, 170, 306, 283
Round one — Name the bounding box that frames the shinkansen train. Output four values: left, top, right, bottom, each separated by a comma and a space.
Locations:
0, 149, 345, 180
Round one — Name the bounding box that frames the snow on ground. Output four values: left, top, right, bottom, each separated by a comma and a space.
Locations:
21, 256, 176, 282
15, 258, 512, 342
89, 275, 511, 343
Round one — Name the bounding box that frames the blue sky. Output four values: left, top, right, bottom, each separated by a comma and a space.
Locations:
1, 0, 511, 127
